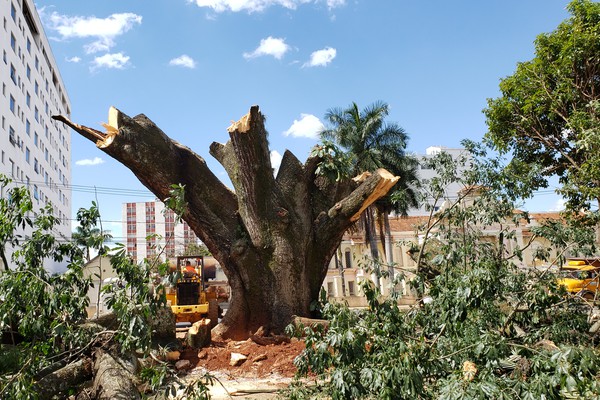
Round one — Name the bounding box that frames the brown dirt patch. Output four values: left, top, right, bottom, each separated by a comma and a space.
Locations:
181, 338, 305, 378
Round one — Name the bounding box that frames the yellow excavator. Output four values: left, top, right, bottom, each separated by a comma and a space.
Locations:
165, 255, 219, 328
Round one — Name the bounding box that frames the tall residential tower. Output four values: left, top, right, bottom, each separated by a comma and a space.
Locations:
1, 0, 72, 267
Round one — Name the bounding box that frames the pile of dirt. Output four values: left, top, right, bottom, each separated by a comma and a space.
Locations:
181, 337, 306, 378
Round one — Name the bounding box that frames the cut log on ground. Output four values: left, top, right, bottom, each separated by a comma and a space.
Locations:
93, 349, 141, 400
35, 359, 93, 400
292, 316, 330, 333
187, 319, 211, 349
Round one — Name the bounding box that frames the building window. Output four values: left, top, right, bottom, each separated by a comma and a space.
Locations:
345, 250, 352, 268
35, 56, 38, 70
25, 119, 30, 135
9, 159, 15, 177
2, 50, 6, 64
348, 281, 355, 296
327, 281, 335, 297
10, 33, 16, 51
26, 92, 30, 107
10, 3, 16, 21
25, 147, 30, 163
9, 95, 15, 113
10, 64, 16, 84
26, 38, 31, 53
9, 127, 16, 146
34, 158, 39, 173
33, 185, 39, 200
34, 107, 38, 122
34, 132, 38, 146
26, 65, 30, 80
34, 81, 38, 95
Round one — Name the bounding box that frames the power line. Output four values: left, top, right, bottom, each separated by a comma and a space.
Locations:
12, 178, 564, 201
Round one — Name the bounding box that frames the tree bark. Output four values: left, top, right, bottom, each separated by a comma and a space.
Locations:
35, 359, 93, 400
53, 105, 399, 339
92, 350, 141, 400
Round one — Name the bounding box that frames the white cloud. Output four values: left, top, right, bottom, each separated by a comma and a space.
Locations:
550, 198, 566, 212
44, 12, 142, 54
189, 0, 345, 13
304, 46, 336, 67
326, 0, 346, 9
169, 55, 197, 69
75, 157, 105, 166
244, 36, 290, 60
66, 56, 81, 63
91, 53, 130, 70
283, 114, 324, 139
270, 150, 283, 175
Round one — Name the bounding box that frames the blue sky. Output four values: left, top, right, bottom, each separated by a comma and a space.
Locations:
34, 0, 572, 240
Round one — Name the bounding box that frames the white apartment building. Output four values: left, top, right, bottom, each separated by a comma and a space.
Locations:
123, 200, 203, 263
0, 0, 72, 264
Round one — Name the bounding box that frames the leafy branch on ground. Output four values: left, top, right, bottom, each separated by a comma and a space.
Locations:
0, 177, 211, 399
287, 144, 600, 400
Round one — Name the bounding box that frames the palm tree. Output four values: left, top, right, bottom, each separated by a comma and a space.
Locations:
72, 226, 102, 263
321, 101, 418, 290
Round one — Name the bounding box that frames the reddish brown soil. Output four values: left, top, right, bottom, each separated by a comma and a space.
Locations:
181, 338, 306, 378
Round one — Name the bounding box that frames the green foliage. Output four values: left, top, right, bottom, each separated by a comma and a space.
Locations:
182, 242, 212, 257
287, 146, 600, 399
318, 101, 419, 215
139, 348, 213, 399
310, 140, 353, 182
163, 183, 188, 223
101, 245, 167, 353
484, 0, 600, 211
0, 177, 212, 398
72, 201, 112, 262
0, 177, 92, 398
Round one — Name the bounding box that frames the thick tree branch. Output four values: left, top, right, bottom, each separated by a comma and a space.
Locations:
52, 109, 239, 255
318, 169, 399, 235
209, 106, 283, 248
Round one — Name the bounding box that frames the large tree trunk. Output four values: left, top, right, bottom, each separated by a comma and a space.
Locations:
53, 106, 398, 339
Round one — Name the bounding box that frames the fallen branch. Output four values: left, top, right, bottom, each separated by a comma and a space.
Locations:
35, 359, 93, 400
93, 349, 141, 400
292, 316, 330, 330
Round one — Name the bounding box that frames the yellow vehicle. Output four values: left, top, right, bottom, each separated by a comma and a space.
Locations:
557, 259, 600, 299
165, 255, 219, 328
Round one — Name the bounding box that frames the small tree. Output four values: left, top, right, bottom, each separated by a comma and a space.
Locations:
72, 202, 112, 263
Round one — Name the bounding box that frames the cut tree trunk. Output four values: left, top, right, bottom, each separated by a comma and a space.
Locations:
53, 105, 399, 340
187, 319, 211, 348
92, 350, 141, 400
35, 359, 93, 400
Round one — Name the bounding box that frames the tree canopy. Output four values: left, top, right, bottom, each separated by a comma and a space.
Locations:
484, 0, 600, 211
